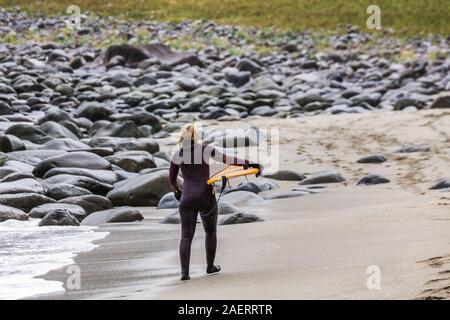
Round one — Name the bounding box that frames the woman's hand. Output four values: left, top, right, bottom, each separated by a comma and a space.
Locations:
246, 163, 263, 177
174, 188, 182, 201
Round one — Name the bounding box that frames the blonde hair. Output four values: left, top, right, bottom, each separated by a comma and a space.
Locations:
178, 123, 199, 145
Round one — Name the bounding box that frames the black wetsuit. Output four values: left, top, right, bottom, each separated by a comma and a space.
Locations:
168, 142, 248, 276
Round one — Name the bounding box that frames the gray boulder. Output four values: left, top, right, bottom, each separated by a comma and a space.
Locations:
0, 178, 46, 195
45, 183, 92, 200
218, 202, 243, 215
39, 139, 89, 151
0, 135, 25, 152
77, 102, 113, 121
299, 170, 345, 185
81, 207, 144, 226
221, 191, 264, 206
161, 211, 180, 224
43, 168, 118, 185
105, 151, 156, 172
39, 209, 80, 227
43, 174, 113, 195
0, 205, 28, 222
107, 170, 180, 206
33, 151, 111, 178
0, 193, 56, 212
59, 195, 113, 214
29, 203, 86, 221
157, 192, 179, 209
89, 137, 160, 154
0, 172, 35, 182
39, 121, 79, 140
92, 121, 145, 138
6, 150, 66, 166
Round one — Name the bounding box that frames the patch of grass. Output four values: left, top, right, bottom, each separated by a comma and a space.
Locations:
0, 0, 448, 35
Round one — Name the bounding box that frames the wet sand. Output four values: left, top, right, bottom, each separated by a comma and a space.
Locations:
33, 109, 450, 300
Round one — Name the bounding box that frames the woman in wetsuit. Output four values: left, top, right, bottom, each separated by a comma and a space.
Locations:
168, 124, 260, 281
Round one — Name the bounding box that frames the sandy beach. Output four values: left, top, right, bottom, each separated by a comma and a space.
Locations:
32, 109, 450, 300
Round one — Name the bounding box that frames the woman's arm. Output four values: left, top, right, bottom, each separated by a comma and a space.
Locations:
168, 161, 181, 192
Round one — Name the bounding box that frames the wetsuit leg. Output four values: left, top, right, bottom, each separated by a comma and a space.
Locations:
179, 205, 198, 276
200, 198, 218, 268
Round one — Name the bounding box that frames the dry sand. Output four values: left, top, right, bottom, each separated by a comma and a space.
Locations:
34, 109, 450, 300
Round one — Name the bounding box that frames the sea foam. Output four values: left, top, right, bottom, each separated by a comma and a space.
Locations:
0, 219, 108, 300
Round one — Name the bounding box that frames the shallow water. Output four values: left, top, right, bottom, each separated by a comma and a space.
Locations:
0, 219, 108, 300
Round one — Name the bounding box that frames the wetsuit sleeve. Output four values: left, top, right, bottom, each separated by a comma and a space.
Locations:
208, 146, 249, 165
168, 160, 180, 191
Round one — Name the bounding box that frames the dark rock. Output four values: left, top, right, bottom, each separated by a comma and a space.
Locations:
77, 102, 113, 121
224, 67, 251, 87
237, 58, 262, 74
263, 170, 305, 181
104, 43, 204, 67
357, 174, 390, 185
299, 171, 345, 185
5, 124, 51, 144
219, 213, 264, 225
105, 151, 156, 172
0, 134, 25, 152
224, 182, 261, 195
89, 137, 160, 154
356, 155, 387, 164
429, 178, 450, 190
92, 121, 145, 138
430, 95, 450, 109
59, 195, 113, 214
45, 183, 92, 200
39, 209, 80, 227
81, 206, 144, 226
394, 146, 430, 153
0, 193, 56, 212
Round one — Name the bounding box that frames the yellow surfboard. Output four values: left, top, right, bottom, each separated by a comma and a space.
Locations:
207, 165, 260, 185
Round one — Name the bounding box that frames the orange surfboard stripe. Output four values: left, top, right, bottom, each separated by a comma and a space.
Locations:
207, 165, 259, 185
